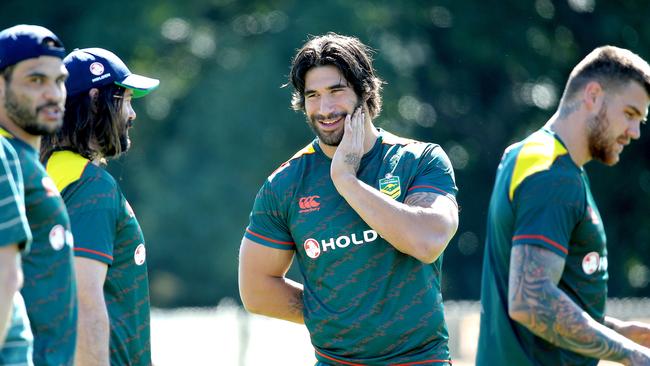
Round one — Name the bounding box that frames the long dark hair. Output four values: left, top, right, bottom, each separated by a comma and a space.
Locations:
288, 32, 384, 119
41, 84, 126, 163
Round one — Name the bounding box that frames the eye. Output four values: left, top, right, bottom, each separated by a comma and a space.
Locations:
624, 111, 634, 120
28, 76, 45, 84
305, 93, 318, 100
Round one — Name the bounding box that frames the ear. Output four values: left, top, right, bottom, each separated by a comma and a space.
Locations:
582, 81, 604, 112
88, 88, 99, 99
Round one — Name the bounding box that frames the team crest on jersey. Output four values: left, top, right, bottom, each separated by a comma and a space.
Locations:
134, 243, 146, 265
379, 174, 401, 200
42, 177, 60, 197
303, 238, 321, 259
582, 251, 607, 275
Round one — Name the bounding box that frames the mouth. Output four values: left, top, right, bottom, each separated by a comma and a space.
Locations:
317, 115, 345, 130
38, 105, 63, 121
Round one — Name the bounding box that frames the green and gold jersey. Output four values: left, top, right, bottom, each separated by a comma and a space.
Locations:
246, 129, 458, 366
1, 129, 77, 366
476, 128, 607, 366
0, 136, 33, 366
46, 150, 151, 366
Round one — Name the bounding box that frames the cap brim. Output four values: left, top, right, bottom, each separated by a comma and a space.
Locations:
115, 73, 160, 98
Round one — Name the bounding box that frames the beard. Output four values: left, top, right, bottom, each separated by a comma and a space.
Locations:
587, 104, 619, 166
4, 87, 63, 136
306, 110, 347, 146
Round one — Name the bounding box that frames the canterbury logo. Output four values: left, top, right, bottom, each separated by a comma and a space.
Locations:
298, 195, 320, 213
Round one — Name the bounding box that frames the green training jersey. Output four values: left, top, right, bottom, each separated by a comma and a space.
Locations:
46, 150, 151, 366
245, 129, 458, 366
0, 136, 33, 366
476, 128, 607, 366
0, 129, 77, 366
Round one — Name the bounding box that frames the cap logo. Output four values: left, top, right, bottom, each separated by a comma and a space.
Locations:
89, 62, 105, 76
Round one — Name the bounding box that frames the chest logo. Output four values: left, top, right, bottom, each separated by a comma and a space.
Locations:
298, 195, 320, 213
134, 243, 146, 265
303, 238, 321, 259
582, 251, 607, 275
379, 175, 401, 200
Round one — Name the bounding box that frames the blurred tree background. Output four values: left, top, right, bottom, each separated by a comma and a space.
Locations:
3, 0, 650, 308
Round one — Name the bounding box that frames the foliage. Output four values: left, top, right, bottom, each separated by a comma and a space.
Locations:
3, 0, 650, 306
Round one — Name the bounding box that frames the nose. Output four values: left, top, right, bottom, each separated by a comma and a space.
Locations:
43, 81, 65, 102
628, 120, 641, 140
127, 102, 137, 121
319, 94, 335, 115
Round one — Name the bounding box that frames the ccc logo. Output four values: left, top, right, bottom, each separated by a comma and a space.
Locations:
299, 196, 320, 210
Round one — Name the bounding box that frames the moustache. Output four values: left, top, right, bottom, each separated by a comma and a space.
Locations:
36, 102, 64, 114
313, 111, 347, 122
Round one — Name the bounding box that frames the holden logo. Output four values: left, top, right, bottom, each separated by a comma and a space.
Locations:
89, 62, 105, 76
134, 243, 146, 265
582, 252, 600, 275
303, 238, 321, 259
49, 224, 66, 251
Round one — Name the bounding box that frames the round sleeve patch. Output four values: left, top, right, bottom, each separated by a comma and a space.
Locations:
134, 243, 146, 265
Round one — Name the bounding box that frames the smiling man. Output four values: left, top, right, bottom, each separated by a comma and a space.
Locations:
477, 46, 650, 366
41, 48, 159, 366
239, 33, 460, 365
0, 24, 77, 366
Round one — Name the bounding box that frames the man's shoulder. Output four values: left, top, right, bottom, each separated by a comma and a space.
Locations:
47, 151, 117, 196
267, 142, 318, 182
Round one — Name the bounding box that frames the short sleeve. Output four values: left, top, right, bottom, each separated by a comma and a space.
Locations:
63, 176, 119, 265
244, 180, 295, 250
0, 145, 31, 250
511, 169, 584, 258
407, 144, 458, 202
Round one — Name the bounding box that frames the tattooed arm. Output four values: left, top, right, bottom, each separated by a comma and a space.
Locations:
238, 237, 304, 324
508, 245, 650, 365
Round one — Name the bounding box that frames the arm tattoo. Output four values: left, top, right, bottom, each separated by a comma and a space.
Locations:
288, 290, 304, 316
509, 245, 629, 361
344, 153, 361, 171
404, 192, 437, 208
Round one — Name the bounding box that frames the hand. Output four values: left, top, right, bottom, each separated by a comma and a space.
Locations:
618, 321, 650, 348
330, 107, 365, 183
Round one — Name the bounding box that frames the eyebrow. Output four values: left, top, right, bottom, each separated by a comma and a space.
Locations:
304, 83, 349, 95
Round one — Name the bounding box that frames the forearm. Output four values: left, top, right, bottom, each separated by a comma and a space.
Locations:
512, 283, 646, 362
0, 250, 21, 345
75, 300, 110, 366
240, 275, 304, 324
332, 175, 457, 263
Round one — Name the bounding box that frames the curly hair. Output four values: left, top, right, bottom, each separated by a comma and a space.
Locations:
288, 32, 384, 119
40, 84, 127, 162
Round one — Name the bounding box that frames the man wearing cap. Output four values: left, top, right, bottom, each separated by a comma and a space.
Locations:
41, 47, 159, 366
0, 133, 33, 365
0, 24, 76, 366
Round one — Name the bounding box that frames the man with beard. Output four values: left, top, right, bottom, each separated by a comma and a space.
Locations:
476, 46, 650, 366
239, 33, 459, 365
41, 48, 158, 366
0, 24, 77, 366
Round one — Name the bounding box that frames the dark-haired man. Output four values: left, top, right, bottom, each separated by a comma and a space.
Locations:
477, 46, 650, 365
239, 33, 459, 365
42, 47, 158, 366
0, 24, 76, 366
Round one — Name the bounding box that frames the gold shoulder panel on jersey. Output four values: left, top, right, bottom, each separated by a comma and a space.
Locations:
46, 151, 90, 193
509, 131, 568, 201
0, 128, 14, 139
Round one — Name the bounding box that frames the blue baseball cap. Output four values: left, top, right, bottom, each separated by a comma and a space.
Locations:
0, 24, 66, 70
64, 47, 159, 98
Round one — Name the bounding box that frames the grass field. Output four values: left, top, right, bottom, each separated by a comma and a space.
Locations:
150, 298, 649, 365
